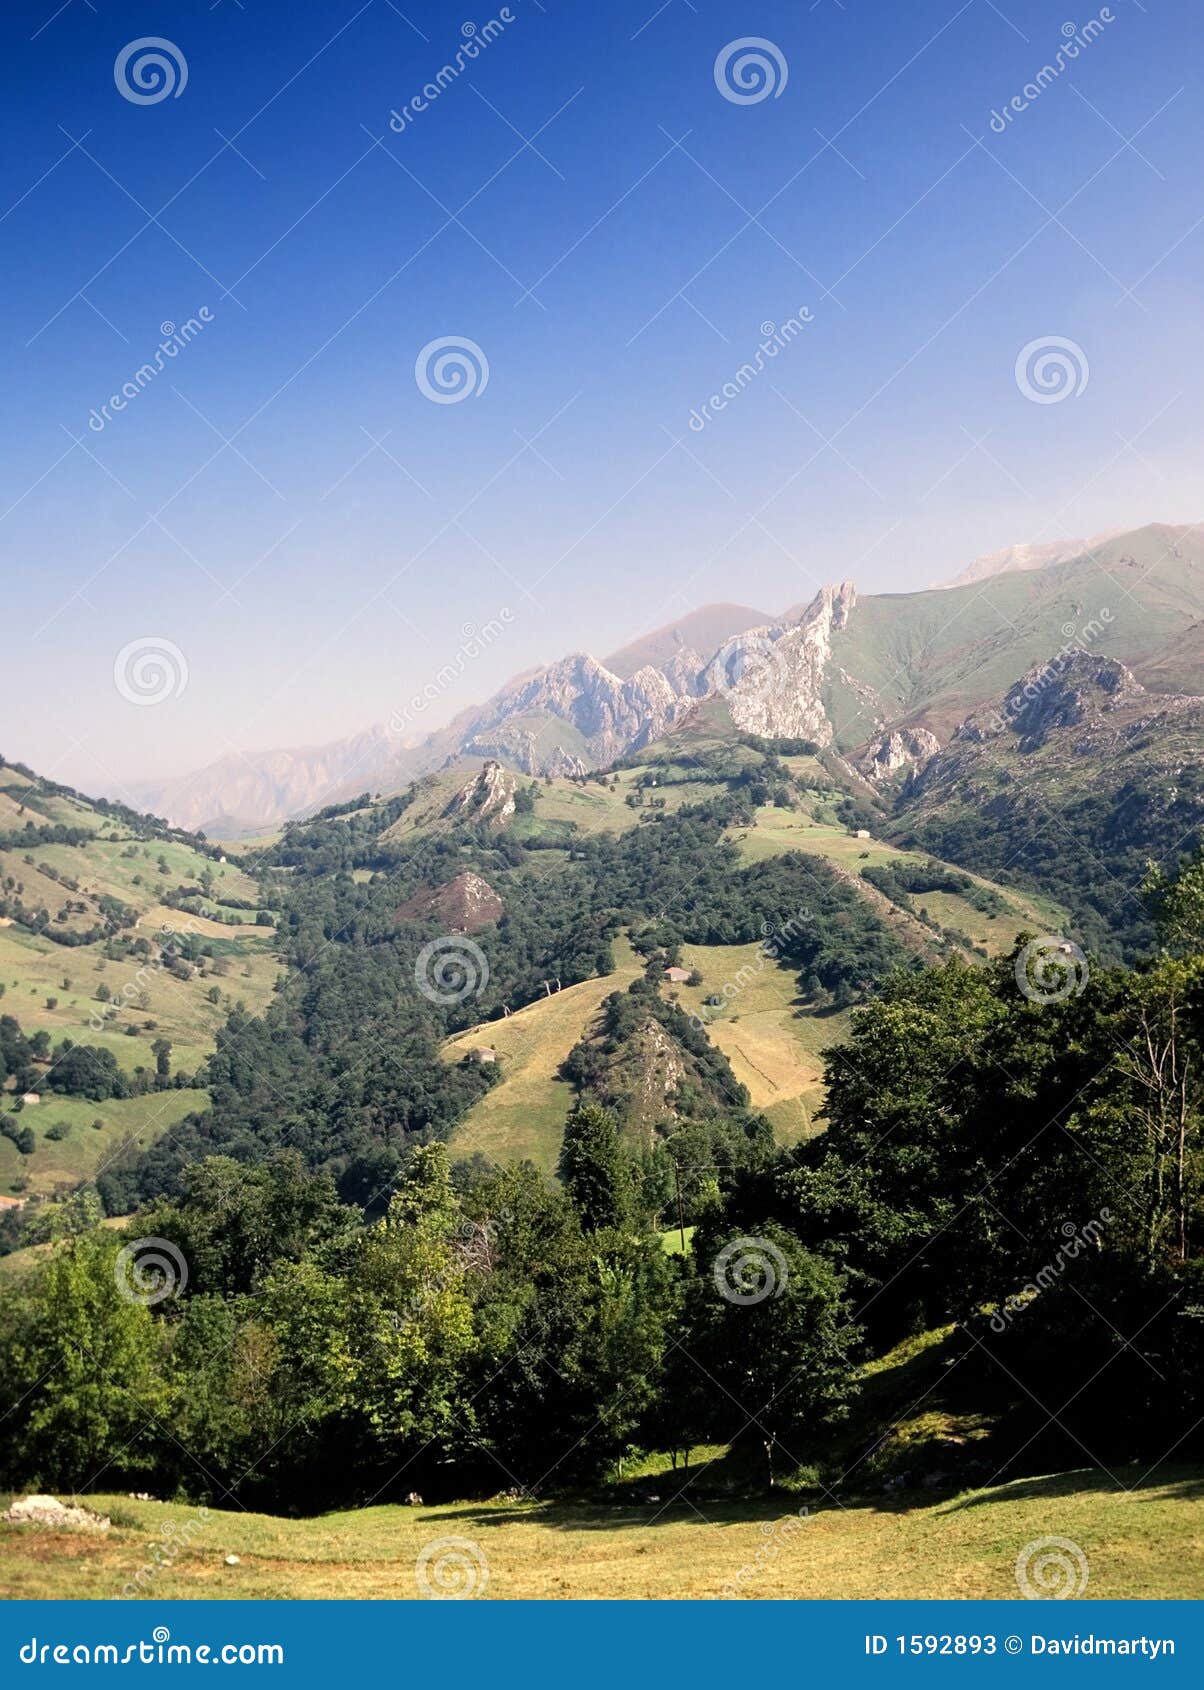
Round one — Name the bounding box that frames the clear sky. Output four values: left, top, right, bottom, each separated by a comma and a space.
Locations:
1, 0, 1201, 790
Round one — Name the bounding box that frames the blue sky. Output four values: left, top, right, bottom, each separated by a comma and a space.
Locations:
1, 0, 1201, 788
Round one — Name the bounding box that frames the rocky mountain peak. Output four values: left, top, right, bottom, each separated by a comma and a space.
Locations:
859, 726, 941, 782
825, 579, 857, 628
700, 580, 858, 740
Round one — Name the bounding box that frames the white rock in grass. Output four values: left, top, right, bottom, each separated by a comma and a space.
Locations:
3, 1496, 110, 1532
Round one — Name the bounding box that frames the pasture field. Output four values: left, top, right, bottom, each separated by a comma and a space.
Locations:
0, 1088, 203, 1201
444, 936, 644, 1170
728, 807, 1068, 960
0, 924, 278, 1073
0, 1467, 1199, 1599
445, 930, 843, 1157
668, 941, 849, 1141
0, 818, 279, 1198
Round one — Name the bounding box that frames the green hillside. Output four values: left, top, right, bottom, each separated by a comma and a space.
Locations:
445, 936, 645, 1170
828, 524, 1204, 747
0, 759, 280, 1203
885, 655, 1204, 957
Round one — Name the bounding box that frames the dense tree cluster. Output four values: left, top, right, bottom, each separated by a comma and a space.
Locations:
5, 899, 1202, 1507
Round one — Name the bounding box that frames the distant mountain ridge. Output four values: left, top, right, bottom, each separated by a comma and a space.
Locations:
933, 529, 1125, 589
127, 522, 1204, 834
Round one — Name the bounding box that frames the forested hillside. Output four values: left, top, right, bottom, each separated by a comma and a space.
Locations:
1, 713, 1201, 1543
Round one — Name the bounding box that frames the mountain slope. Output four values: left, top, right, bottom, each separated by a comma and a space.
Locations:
603, 602, 769, 680
126, 725, 420, 840
886, 652, 1204, 956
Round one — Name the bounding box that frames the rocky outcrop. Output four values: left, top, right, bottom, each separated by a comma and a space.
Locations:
442, 761, 518, 828
395, 871, 503, 934
950, 653, 1144, 755
860, 726, 941, 782
461, 728, 587, 778
658, 647, 709, 697
3, 1496, 110, 1532
460, 652, 691, 770
1001, 654, 1142, 753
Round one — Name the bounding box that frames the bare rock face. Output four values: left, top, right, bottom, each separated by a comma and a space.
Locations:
3, 1496, 110, 1532
395, 871, 503, 934
1002, 654, 1142, 752
462, 652, 691, 769
701, 582, 856, 740
657, 647, 709, 697
860, 726, 941, 782
462, 728, 587, 777
442, 760, 518, 828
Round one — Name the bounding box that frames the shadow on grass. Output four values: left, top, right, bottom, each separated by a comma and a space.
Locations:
430, 1492, 810, 1533
935, 1464, 1204, 1515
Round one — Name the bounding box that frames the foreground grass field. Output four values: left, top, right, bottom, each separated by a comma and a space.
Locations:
1, 1467, 1200, 1599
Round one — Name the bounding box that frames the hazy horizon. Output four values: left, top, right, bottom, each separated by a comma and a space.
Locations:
3, 0, 1202, 790
108, 516, 1203, 789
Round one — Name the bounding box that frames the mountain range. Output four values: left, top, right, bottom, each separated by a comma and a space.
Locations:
128, 522, 1204, 836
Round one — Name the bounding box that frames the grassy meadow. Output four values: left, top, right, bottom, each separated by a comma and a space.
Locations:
1, 1467, 1200, 1600
667, 941, 849, 1142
